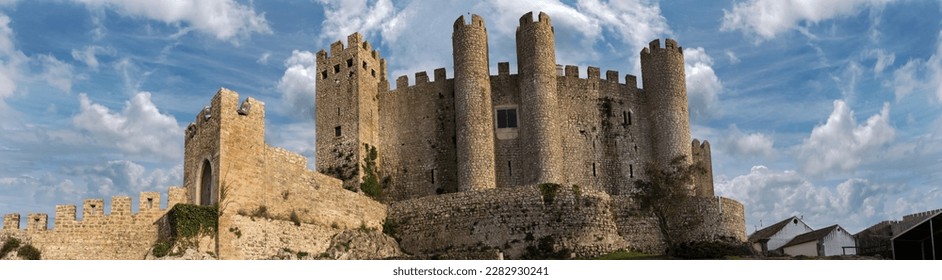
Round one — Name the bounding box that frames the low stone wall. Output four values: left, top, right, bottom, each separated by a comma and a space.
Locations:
226, 214, 340, 259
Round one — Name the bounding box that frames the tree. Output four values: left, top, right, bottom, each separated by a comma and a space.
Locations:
633, 155, 702, 252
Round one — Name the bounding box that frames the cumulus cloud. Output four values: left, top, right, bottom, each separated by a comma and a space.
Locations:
0, 13, 27, 103
66, 160, 183, 196
715, 165, 900, 232
276, 50, 317, 120
721, 0, 896, 40
720, 125, 775, 159
316, 0, 395, 42
797, 100, 894, 175
684, 47, 722, 122
72, 0, 271, 41
72, 92, 183, 160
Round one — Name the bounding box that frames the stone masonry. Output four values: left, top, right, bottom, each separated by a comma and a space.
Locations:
1, 11, 746, 260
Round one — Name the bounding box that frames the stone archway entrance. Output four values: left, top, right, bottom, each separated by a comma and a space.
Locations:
200, 160, 213, 205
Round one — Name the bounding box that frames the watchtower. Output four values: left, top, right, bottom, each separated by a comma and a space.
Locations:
516, 12, 564, 185
315, 33, 387, 189
641, 39, 692, 172
453, 14, 497, 191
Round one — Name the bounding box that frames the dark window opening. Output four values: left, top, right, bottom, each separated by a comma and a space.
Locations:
335, 126, 342, 137
592, 163, 597, 177
508, 161, 513, 176
628, 111, 632, 125
147, 198, 154, 209
337, 107, 341, 116
346, 58, 353, 68
362, 61, 368, 70
371, 69, 376, 77
452, 136, 457, 147
629, 164, 634, 178
349, 71, 354, 78
431, 169, 435, 184
321, 70, 328, 79
91, 204, 97, 209
333, 64, 340, 73
497, 109, 518, 128
793, 219, 798, 224
200, 160, 213, 205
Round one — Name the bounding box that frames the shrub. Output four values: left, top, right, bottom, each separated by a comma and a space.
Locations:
668, 240, 753, 259
169, 203, 219, 238
331, 222, 340, 229
1, 237, 21, 259
538, 183, 561, 204
252, 205, 269, 219
152, 241, 171, 258
16, 244, 41, 260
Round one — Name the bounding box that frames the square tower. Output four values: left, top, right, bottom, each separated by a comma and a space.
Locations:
315, 33, 387, 190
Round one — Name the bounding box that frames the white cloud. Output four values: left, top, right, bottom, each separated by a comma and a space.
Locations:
315, 0, 395, 43
867, 48, 895, 75
71, 45, 114, 70
797, 100, 894, 175
37, 54, 76, 93
72, 0, 271, 41
684, 47, 722, 122
721, 125, 775, 159
256, 51, 271, 65
725, 49, 740, 64
72, 92, 183, 160
276, 50, 317, 120
891, 59, 920, 100
0, 13, 27, 103
721, 0, 896, 40
67, 160, 182, 195
715, 165, 901, 232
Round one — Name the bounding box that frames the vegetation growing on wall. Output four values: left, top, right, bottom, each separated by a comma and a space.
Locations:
155, 203, 219, 257
633, 155, 702, 254
0, 237, 20, 259
360, 144, 388, 200
538, 183, 561, 205
16, 244, 41, 260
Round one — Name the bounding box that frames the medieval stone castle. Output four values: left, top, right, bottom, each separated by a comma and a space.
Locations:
0, 12, 745, 260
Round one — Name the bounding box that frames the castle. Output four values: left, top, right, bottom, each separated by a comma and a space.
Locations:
0, 12, 745, 260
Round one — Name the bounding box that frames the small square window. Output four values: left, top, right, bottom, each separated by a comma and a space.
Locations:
346, 58, 353, 68
335, 126, 342, 137
334, 64, 340, 73
321, 70, 328, 79
497, 109, 517, 128
362, 61, 368, 70
371, 69, 376, 77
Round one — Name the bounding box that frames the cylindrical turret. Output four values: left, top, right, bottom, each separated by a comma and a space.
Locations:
453, 14, 496, 191
641, 39, 692, 171
516, 11, 563, 184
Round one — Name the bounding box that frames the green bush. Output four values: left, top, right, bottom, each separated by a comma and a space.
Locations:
538, 183, 561, 204
16, 244, 41, 260
169, 203, 219, 238
152, 241, 171, 258
668, 240, 753, 259
1, 237, 21, 258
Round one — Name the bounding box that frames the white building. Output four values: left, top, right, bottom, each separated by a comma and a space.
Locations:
748, 216, 814, 256
782, 225, 857, 257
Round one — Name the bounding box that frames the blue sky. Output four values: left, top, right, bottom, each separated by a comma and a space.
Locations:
0, 0, 940, 234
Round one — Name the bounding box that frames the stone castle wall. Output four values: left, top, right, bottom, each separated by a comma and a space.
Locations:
1, 189, 187, 259
388, 185, 746, 259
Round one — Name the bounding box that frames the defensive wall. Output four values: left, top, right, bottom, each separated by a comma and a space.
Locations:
1, 188, 186, 259
388, 185, 745, 259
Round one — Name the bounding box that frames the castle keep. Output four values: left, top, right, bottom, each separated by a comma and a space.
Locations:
1, 12, 744, 260
316, 12, 714, 199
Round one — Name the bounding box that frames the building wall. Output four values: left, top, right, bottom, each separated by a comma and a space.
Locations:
783, 241, 817, 257
822, 228, 856, 256
766, 218, 813, 251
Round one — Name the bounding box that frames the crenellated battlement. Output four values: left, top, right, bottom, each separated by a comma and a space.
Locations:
388, 70, 451, 92
518, 11, 552, 29
642, 38, 683, 56
454, 14, 485, 29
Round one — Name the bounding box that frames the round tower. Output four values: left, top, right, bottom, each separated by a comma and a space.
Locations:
453, 14, 496, 191
516, 11, 563, 184
641, 39, 692, 171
